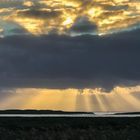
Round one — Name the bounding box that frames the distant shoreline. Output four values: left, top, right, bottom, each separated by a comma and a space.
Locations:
0, 110, 139, 116
0, 114, 140, 117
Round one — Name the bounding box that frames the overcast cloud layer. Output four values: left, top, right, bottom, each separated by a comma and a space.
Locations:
0, 28, 140, 90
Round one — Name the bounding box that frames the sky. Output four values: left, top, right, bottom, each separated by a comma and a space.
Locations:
0, 0, 140, 112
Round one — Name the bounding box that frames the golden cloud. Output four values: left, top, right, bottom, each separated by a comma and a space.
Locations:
0, 0, 140, 36
0, 86, 140, 111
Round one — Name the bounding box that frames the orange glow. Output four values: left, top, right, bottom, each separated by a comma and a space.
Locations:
1, 0, 140, 36
0, 86, 140, 112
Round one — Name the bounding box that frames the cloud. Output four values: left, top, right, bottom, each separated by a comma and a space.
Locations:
17, 9, 62, 19
69, 16, 97, 34
0, 0, 140, 36
0, 29, 140, 90
0, 86, 140, 111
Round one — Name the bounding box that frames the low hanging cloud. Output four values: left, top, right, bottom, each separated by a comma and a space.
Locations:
0, 29, 140, 90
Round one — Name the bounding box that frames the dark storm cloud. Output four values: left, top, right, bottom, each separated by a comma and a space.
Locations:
70, 17, 97, 34
104, 5, 128, 11
17, 9, 62, 19
0, 29, 140, 90
0, 1, 22, 8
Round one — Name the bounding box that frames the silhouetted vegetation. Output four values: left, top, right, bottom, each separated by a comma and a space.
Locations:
0, 110, 94, 114
115, 112, 140, 115
0, 116, 140, 140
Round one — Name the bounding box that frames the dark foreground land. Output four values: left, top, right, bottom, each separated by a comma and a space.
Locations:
0, 116, 140, 140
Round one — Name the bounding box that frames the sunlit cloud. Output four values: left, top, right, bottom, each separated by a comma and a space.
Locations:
0, 28, 4, 38
23, 1, 34, 7
0, 1, 140, 112
0, 86, 140, 112
0, 0, 140, 36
